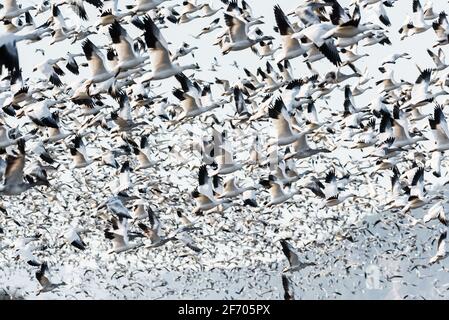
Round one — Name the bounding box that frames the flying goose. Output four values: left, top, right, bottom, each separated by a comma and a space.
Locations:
273, 5, 309, 64
57, 0, 103, 21
268, 97, 311, 146
429, 231, 447, 264
134, 16, 198, 83
82, 38, 114, 90
104, 216, 143, 253
280, 239, 315, 273
61, 226, 87, 251
0, 0, 36, 21
221, 13, 272, 54
0, 139, 39, 196
427, 48, 448, 71
259, 175, 299, 206
69, 135, 93, 168
35, 262, 66, 295
423, 201, 448, 226
108, 20, 147, 75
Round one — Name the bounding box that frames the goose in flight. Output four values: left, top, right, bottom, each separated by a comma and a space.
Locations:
0, 139, 39, 196
268, 97, 311, 146
191, 187, 233, 215
221, 13, 273, 54
429, 231, 447, 264
171, 73, 223, 122
57, 0, 103, 21
193, 18, 222, 39
35, 262, 66, 295
429, 104, 449, 152
408, 0, 432, 36
60, 226, 87, 251
280, 239, 315, 273
427, 48, 448, 71
322, 4, 382, 40
13, 234, 42, 266
259, 175, 299, 206
134, 16, 199, 83
273, 5, 309, 64
108, 20, 148, 75
126, 0, 170, 13
292, 23, 342, 67
69, 135, 93, 168
423, 201, 448, 226
82, 38, 114, 90
138, 207, 201, 252
0, 0, 36, 21
306, 169, 357, 208
104, 216, 143, 253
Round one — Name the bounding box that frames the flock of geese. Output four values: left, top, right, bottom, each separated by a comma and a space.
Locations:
1, 0, 449, 300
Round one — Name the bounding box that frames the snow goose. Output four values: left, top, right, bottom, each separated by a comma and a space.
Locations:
132, 135, 156, 170
35, 262, 66, 295
139, 207, 200, 251
126, 0, 170, 13
61, 226, 87, 251
210, 144, 244, 176
111, 93, 147, 132
43, 111, 72, 143
0, 123, 35, 149
109, 20, 148, 75
429, 231, 447, 264
401, 167, 441, 213
268, 97, 311, 147
381, 53, 411, 66
273, 5, 310, 64
335, 31, 374, 48
98, 195, 133, 219
366, 1, 391, 26
95, 8, 133, 28
104, 216, 143, 253
32, 58, 65, 87
191, 187, 232, 215
323, 5, 382, 39
0, 0, 36, 21
408, 0, 431, 36
390, 106, 427, 148
82, 38, 114, 90
193, 17, 222, 39
57, 0, 103, 21
431, 12, 449, 47
306, 169, 357, 208
427, 48, 448, 71
221, 13, 272, 54
216, 177, 255, 199
279, 239, 315, 273
284, 133, 331, 160
409, 69, 447, 108
171, 42, 198, 61
423, 201, 448, 226
69, 135, 94, 168
429, 104, 449, 152
292, 23, 342, 66
135, 16, 198, 83
259, 175, 299, 206
0, 140, 38, 196
13, 234, 42, 266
